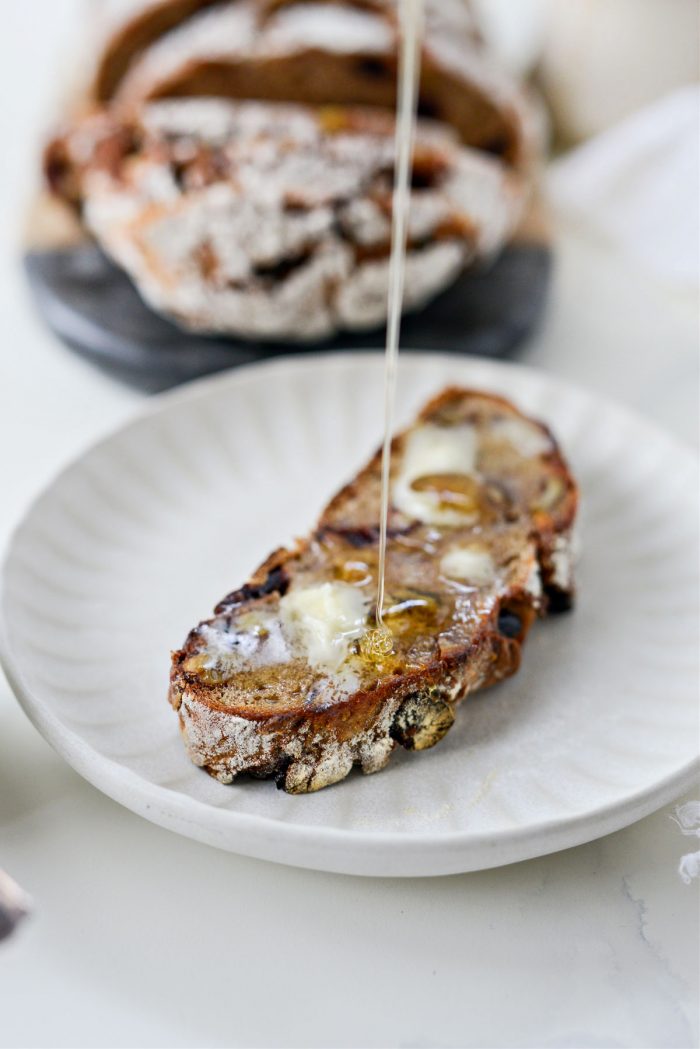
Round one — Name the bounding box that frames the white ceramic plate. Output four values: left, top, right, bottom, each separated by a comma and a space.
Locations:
1, 354, 698, 876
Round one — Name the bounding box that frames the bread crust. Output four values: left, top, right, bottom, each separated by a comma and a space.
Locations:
168, 388, 578, 793
94, 0, 221, 101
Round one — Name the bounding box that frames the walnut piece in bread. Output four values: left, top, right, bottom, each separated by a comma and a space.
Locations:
169, 388, 578, 793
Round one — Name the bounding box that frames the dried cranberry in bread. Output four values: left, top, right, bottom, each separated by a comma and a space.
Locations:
45, 99, 523, 340
93, 0, 538, 166
169, 388, 578, 794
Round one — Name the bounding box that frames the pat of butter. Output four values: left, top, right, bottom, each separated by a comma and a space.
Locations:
393, 423, 478, 525
490, 416, 552, 458
440, 546, 495, 586
279, 582, 369, 671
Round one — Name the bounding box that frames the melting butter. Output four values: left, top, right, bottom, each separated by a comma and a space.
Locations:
489, 416, 552, 458
196, 582, 371, 680
393, 423, 478, 525
279, 582, 369, 672
198, 613, 289, 670
440, 546, 496, 586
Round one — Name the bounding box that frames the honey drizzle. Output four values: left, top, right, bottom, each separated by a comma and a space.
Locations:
375, 0, 424, 632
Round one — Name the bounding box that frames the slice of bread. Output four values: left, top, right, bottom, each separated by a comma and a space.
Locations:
92, 0, 536, 167
169, 387, 578, 793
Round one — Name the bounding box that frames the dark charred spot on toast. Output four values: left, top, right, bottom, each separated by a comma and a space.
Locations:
317, 525, 379, 548
317, 524, 412, 548
215, 566, 289, 613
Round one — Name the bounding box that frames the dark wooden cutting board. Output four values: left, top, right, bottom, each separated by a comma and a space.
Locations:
24, 194, 552, 392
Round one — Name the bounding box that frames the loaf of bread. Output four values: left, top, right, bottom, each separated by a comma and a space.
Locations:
45, 99, 524, 339
169, 387, 577, 793
44, 0, 544, 340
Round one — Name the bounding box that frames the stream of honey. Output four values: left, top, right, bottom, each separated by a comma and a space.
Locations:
370, 0, 424, 650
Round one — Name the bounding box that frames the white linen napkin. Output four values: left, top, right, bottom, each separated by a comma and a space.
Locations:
547, 86, 700, 291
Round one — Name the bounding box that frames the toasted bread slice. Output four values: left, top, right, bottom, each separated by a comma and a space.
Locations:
168, 387, 578, 793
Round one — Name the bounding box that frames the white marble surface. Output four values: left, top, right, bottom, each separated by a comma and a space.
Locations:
1, 4, 698, 1047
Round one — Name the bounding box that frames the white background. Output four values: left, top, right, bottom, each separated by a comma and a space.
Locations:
1, 3, 698, 1047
